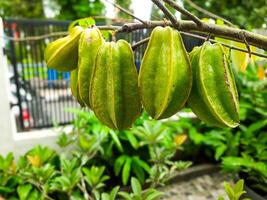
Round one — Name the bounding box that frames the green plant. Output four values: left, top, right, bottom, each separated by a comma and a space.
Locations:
118, 177, 163, 200
49, 156, 81, 195
189, 128, 240, 161
218, 179, 250, 200
0, 153, 20, 196
114, 155, 151, 185
57, 109, 191, 188
17, 184, 41, 200
100, 186, 120, 200
82, 166, 109, 199
132, 120, 192, 187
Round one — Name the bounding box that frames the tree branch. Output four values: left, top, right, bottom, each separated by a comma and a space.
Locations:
97, 20, 267, 51
184, 0, 236, 27
131, 33, 267, 59
162, 0, 202, 26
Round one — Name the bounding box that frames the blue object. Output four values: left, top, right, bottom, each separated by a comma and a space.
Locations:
62, 72, 70, 80
47, 69, 58, 88
62, 72, 70, 86
135, 61, 141, 72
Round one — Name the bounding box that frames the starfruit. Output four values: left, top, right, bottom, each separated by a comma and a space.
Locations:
139, 26, 192, 119
44, 26, 83, 72
70, 68, 85, 107
89, 40, 141, 130
187, 42, 239, 128
77, 27, 104, 108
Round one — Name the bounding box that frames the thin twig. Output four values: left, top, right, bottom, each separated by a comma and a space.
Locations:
163, 0, 202, 26
206, 32, 211, 41
239, 30, 251, 58
151, 0, 179, 27
104, 0, 147, 25
185, 0, 236, 27
132, 37, 150, 50
130, 32, 267, 59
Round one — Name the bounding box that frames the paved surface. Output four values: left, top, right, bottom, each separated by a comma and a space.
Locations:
161, 172, 232, 200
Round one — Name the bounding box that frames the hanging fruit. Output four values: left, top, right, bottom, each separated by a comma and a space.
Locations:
44, 26, 83, 72
139, 26, 192, 119
77, 27, 104, 108
187, 42, 239, 128
89, 40, 141, 130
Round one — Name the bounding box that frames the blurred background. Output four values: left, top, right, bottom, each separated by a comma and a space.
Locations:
0, 0, 266, 132
0, 1, 266, 200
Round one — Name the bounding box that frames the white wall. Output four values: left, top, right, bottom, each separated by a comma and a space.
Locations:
0, 17, 63, 156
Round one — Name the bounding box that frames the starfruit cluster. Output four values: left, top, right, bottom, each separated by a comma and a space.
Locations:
44, 25, 239, 130
45, 26, 141, 130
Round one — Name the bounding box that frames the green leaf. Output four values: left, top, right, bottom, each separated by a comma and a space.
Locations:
0, 186, 14, 193
109, 130, 123, 152
217, 196, 225, 200
132, 156, 151, 174
118, 192, 132, 200
245, 119, 267, 135
57, 132, 72, 147
93, 190, 100, 200
125, 131, 139, 149
233, 179, 244, 193
215, 145, 227, 160
131, 177, 142, 195
224, 182, 235, 199
68, 17, 96, 31
110, 186, 120, 200
71, 190, 85, 200
145, 190, 163, 200
17, 184, 32, 200
78, 17, 96, 28
27, 189, 40, 200
188, 128, 204, 145
235, 191, 246, 199
101, 193, 110, 200
132, 161, 145, 184
114, 155, 127, 176
101, 30, 112, 41
122, 157, 132, 186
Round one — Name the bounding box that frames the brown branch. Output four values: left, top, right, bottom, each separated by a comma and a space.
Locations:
130, 33, 267, 59
4, 22, 266, 54
151, 0, 178, 27
185, 0, 236, 27
162, 0, 202, 26
97, 20, 267, 51
180, 31, 267, 59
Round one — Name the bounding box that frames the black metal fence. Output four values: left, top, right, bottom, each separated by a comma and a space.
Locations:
3, 19, 150, 132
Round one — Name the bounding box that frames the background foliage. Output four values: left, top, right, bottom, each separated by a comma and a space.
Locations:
183, 0, 267, 30
54, 0, 105, 20
0, 0, 44, 19
115, 0, 133, 19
